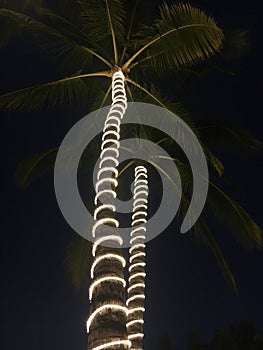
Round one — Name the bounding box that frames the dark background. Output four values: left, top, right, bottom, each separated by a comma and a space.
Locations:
1, 1, 262, 349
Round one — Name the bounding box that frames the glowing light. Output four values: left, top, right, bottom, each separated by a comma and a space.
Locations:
88, 71, 128, 350
103, 116, 121, 131
129, 244, 145, 254
130, 227, 146, 237
89, 276, 126, 301
126, 319, 144, 327
133, 198, 148, 208
90, 254, 126, 278
133, 204, 148, 212
102, 130, 120, 141
95, 178, 118, 192
134, 178, 148, 185
92, 235, 123, 256
128, 263, 146, 273
97, 167, 118, 180
90, 339, 131, 350
128, 334, 144, 340
127, 307, 145, 315
133, 190, 148, 199
127, 283, 146, 293
94, 204, 116, 220
131, 218, 147, 226
92, 218, 119, 237
129, 253, 146, 263
128, 273, 146, 282
130, 236, 146, 244
94, 190, 116, 205
132, 211, 147, 220
134, 184, 148, 193
87, 304, 128, 332
99, 152, 119, 163
126, 295, 145, 305
127, 166, 148, 349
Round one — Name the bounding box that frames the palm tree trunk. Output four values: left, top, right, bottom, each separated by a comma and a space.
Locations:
87, 69, 130, 350
127, 166, 148, 350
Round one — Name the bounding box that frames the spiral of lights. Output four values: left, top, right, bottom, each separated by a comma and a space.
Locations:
87, 70, 129, 350
127, 166, 148, 350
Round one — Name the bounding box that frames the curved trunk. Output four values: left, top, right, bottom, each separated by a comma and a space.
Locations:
87, 70, 130, 350
127, 166, 148, 350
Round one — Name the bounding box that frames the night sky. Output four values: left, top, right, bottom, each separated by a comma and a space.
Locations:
1, 1, 263, 350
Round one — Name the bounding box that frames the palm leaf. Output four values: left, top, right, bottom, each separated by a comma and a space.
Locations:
164, 158, 262, 248
220, 30, 249, 59
14, 148, 58, 188
126, 77, 196, 129
197, 120, 262, 152
207, 182, 262, 248
0, 71, 109, 110
64, 236, 93, 290
78, 0, 125, 60
194, 218, 238, 293
123, 2, 224, 71
203, 147, 224, 177
150, 157, 237, 291
0, 9, 111, 69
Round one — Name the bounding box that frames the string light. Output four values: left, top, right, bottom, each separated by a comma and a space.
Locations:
89, 276, 126, 301
102, 130, 120, 141
127, 307, 145, 315
128, 262, 146, 273
129, 253, 146, 263
127, 283, 146, 294
88, 71, 128, 350
134, 190, 148, 200
94, 204, 116, 220
95, 178, 118, 192
97, 167, 118, 180
133, 198, 148, 210
126, 320, 144, 328
130, 227, 146, 237
127, 166, 148, 350
90, 254, 126, 278
128, 334, 144, 340
99, 154, 119, 166
129, 244, 145, 254
126, 295, 145, 306
92, 235, 123, 257
87, 303, 128, 332
92, 218, 119, 237
132, 211, 147, 220
94, 190, 116, 206
90, 339, 131, 350
130, 236, 146, 245
131, 218, 147, 227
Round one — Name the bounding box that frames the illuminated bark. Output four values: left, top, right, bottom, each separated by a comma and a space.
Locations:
87, 70, 130, 350
127, 166, 148, 350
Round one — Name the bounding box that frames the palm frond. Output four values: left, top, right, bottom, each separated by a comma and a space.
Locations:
207, 182, 262, 248
126, 77, 196, 130
203, 147, 224, 177
197, 120, 262, 152
194, 218, 238, 292
14, 148, 58, 188
64, 236, 93, 290
78, 0, 125, 61
0, 71, 110, 110
161, 157, 262, 249
0, 8, 111, 69
220, 30, 249, 59
123, 2, 223, 72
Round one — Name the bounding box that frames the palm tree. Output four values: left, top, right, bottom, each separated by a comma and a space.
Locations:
0, 1, 261, 350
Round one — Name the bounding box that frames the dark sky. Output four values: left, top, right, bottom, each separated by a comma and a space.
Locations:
1, 1, 263, 350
